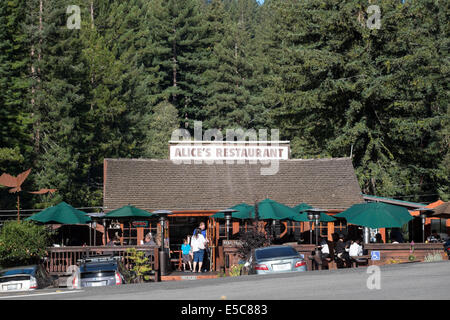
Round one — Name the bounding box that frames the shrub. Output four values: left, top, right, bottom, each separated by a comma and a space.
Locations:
387, 259, 401, 264
126, 248, 153, 283
236, 228, 273, 260
229, 264, 243, 277
424, 251, 443, 263
0, 220, 52, 268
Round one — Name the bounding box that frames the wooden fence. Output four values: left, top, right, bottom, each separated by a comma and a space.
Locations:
45, 246, 160, 281
364, 243, 447, 265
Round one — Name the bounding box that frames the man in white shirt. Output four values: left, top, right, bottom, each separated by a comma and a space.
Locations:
319, 238, 330, 258
349, 239, 363, 257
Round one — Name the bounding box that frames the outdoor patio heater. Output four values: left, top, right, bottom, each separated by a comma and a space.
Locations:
221, 209, 238, 240
417, 208, 433, 242
152, 210, 173, 276
306, 208, 322, 245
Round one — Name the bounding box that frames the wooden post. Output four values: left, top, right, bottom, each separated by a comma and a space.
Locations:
380, 228, 386, 243
328, 221, 335, 241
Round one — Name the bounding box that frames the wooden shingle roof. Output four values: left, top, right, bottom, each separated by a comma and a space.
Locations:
103, 158, 363, 212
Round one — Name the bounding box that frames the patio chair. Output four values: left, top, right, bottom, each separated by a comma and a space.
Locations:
308, 241, 336, 270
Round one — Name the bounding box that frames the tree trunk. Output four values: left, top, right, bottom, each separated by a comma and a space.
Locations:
90, 1, 94, 28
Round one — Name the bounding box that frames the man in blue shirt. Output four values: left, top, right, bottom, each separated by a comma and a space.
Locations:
193, 221, 207, 238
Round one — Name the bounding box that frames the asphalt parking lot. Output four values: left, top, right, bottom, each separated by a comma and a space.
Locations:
0, 260, 449, 300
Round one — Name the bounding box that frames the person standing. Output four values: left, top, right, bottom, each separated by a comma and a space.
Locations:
181, 237, 192, 272
191, 228, 207, 273
193, 222, 210, 272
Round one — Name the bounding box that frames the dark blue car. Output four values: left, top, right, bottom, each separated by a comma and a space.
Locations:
74, 256, 125, 288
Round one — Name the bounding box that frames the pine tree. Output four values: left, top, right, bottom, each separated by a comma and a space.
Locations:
142, 101, 179, 158
147, 0, 217, 128
202, 0, 261, 130
26, 0, 90, 207
0, 0, 32, 173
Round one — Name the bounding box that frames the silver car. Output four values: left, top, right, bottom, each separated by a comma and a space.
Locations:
0, 265, 57, 292
247, 245, 307, 275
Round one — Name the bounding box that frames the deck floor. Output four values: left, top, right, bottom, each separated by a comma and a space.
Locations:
161, 271, 220, 281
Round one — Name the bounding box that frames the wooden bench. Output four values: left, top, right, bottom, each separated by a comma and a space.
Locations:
308, 241, 337, 270
350, 255, 370, 268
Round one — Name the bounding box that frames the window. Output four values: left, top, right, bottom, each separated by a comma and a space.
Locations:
318, 222, 328, 237
334, 219, 347, 234
255, 247, 298, 260
430, 218, 447, 234
122, 222, 137, 245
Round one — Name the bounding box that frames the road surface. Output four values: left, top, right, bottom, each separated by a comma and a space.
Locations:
1, 260, 449, 300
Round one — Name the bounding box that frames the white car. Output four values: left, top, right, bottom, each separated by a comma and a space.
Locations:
0, 265, 56, 292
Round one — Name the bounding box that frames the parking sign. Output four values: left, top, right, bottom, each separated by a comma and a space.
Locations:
371, 251, 380, 261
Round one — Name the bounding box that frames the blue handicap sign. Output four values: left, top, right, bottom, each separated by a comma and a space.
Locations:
371, 251, 380, 261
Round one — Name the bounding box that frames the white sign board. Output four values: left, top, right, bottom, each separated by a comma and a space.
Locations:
169, 145, 289, 162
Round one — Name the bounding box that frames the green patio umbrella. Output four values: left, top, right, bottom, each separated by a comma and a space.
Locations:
104, 205, 155, 218
212, 203, 256, 219
256, 198, 299, 220
25, 201, 91, 224
290, 203, 336, 222
335, 202, 413, 228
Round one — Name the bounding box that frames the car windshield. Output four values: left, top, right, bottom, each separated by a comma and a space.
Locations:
81, 271, 116, 279
255, 247, 299, 260
80, 262, 117, 273
0, 275, 31, 283
0, 268, 35, 277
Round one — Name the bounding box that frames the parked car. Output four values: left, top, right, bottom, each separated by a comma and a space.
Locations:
0, 265, 57, 292
74, 255, 126, 288
444, 239, 450, 259
246, 245, 307, 275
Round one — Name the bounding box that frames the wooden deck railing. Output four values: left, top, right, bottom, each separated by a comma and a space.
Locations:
45, 246, 160, 281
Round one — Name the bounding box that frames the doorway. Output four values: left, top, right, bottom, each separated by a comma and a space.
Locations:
168, 216, 209, 249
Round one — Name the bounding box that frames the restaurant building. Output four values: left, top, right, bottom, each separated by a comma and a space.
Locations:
103, 142, 365, 270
